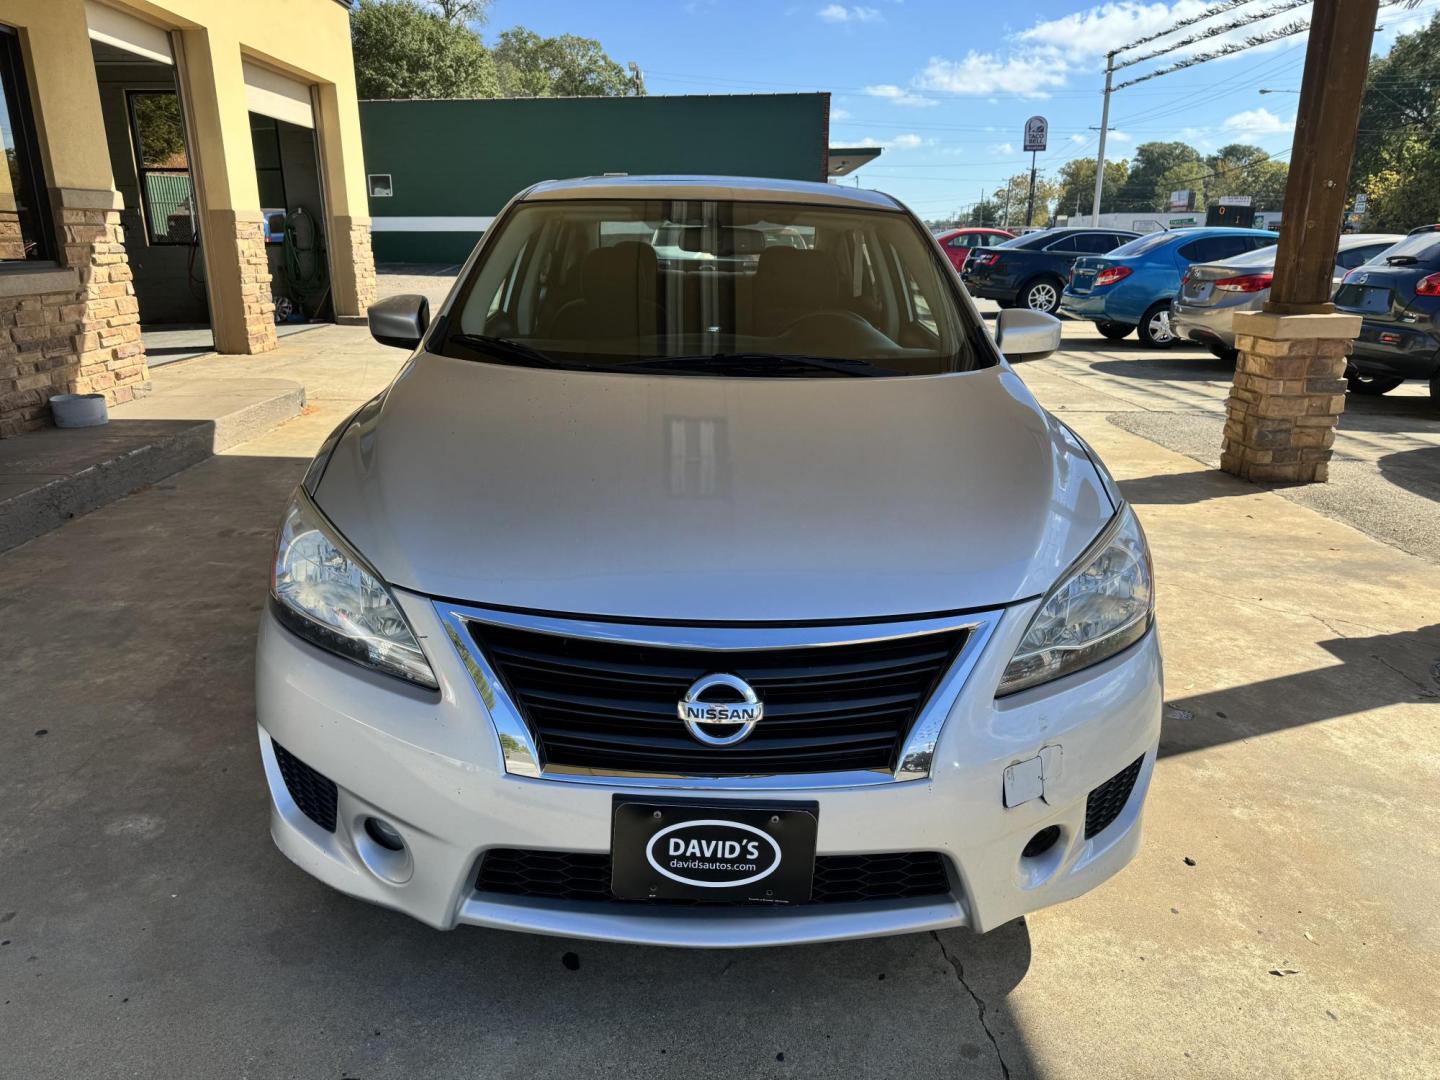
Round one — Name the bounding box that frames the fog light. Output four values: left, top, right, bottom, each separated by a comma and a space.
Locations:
1022, 825, 1061, 859
365, 817, 405, 852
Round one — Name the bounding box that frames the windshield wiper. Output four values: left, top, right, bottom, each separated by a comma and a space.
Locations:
614, 352, 898, 377
448, 333, 571, 369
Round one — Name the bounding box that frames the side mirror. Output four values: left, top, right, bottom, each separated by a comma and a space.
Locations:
994, 308, 1062, 362
368, 294, 430, 350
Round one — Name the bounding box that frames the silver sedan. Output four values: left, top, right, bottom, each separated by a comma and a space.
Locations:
1171, 232, 1402, 357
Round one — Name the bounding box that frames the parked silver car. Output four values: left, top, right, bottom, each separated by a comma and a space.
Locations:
257, 176, 1161, 946
1171, 232, 1403, 357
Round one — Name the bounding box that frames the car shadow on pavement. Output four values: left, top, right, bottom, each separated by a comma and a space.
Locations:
1118, 468, 1259, 506
1377, 444, 1440, 503
1336, 394, 1440, 434
1088, 355, 1234, 381
1158, 624, 1440, 760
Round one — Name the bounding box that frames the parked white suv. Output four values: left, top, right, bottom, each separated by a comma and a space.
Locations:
258, 176, 1161, 946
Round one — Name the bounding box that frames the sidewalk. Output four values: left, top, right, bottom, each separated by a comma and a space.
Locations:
2, 304, 1437, 1078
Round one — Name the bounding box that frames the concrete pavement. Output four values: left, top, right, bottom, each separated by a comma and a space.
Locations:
1, 288, 1437, 1079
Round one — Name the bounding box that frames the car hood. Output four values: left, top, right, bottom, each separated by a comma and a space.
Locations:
313, 353, 1115, 621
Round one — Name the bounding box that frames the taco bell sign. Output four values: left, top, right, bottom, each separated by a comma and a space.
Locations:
1023, 115, 1048, 153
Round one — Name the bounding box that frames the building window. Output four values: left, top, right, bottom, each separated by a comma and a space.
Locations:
127, 90, 195, 244
0, 26, 55, 263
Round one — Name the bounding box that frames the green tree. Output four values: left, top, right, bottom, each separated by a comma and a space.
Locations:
132, 93, 186, 166
991, 172, 1058, 227
493, 28, 643, 98
350, 0, 498, 100
968, 198, 1004, 228
1349, 12, 1440, 230
1113, 141, 1204, 211
1202, 143, 1289, 211
1054, 156, 1129, 219
427, 0, 489, 25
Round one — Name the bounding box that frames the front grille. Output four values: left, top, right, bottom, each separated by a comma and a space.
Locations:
467, 622, 968, 776
272, 741, 338, 832
476, 849, 951, 905
1084, 755, 1144, 839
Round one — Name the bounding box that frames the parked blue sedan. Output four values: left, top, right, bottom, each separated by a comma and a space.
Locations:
1060, 227, 1278, 347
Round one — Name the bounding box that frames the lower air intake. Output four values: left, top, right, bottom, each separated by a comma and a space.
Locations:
272, 740, 338, 833
1084, 755, 1144, 839
476, 849, 952, 905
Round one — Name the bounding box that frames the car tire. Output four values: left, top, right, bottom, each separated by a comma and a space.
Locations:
1136, 301, 1176, 349
1019, 278, 1063, 315
995, 298, 1016, 309
1346, 371, 1403, 396
1428, 370, 1440, 408
1095, 321, 1134, 341
1209, 345, 1239, 363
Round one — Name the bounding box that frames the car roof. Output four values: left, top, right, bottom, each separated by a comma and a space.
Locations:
1339, 232, 1403, 246
520, 175, 906, 212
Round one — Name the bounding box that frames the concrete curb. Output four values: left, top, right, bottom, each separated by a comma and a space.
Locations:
0, 382, 305, 553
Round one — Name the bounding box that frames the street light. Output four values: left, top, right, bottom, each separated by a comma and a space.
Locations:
1258, 88, 1301, 94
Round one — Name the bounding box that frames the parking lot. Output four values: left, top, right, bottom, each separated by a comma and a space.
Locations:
2, 279, 1438, 1080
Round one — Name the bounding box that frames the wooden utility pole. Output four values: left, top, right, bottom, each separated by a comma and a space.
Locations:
1220, 0, 1379, 485
1266, 0, 1381, 313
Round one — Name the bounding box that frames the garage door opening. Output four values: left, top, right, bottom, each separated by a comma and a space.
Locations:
91, 38, 213, 366
250, 111, 334, 328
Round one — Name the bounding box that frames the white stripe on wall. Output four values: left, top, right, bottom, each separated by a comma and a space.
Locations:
371, 216, 495, 232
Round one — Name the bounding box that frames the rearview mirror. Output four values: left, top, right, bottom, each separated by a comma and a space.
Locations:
994, 308, 1062, 362
368, 294, 430, 351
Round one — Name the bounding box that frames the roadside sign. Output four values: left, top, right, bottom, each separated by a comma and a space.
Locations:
1218, 195, 1252, 206
1168, 190, 1194, 211
1023, 116, 1048, 153
1353, 192, 1368, 214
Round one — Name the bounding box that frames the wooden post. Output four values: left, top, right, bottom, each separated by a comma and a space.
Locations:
1220, 0, 1378, 484
1266, 0, 1380, 314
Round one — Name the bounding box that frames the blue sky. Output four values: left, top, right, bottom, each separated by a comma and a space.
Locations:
482, 0, 1439, 219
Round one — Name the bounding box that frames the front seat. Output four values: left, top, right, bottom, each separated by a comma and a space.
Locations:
751, 247, 843, 337
547, 241, 663, 340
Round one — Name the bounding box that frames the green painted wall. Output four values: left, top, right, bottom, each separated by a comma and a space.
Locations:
360, 94, 830, 263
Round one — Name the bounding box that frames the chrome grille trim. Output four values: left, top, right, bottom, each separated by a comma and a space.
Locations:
434, 602, 1002, 789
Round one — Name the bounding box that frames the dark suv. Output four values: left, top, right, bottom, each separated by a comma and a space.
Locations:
1334, 224, 1440, 405
961, 228, 1139, 314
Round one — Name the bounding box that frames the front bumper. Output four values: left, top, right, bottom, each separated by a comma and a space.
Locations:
256, 593, 1163, 947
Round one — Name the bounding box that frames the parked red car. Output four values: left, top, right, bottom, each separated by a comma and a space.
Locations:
935, 227, 1016, 271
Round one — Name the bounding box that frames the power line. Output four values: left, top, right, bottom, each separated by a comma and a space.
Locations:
1114, 0, 1311, 71
1114, 0, 1264, 55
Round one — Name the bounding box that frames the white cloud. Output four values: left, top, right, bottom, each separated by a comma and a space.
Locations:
1108, 130, 1133, 143
864, 84, 940, 107
818, 4, 882, 23
1221, 107, 1294, 138
1068, 133, 1088, 145
831, 107, 853, 120
856, 132, 925, 150
990, 142, 1016, 155
1016, 1, 1203, 62
917, 52, 1067, 97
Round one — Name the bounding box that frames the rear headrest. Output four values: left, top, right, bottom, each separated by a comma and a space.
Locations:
754, 247, 841, 308
581, 241, 658, 302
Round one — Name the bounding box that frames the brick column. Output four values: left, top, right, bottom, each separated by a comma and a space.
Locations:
350, 220, 377, 310
1220, 311, 1361, 483
64, 196, 149, 403
234, 214, 277, 353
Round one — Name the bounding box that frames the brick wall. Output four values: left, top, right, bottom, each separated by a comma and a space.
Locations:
0, 197, 150, 438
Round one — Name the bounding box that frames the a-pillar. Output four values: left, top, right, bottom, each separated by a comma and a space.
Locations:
173, 28, 276, 355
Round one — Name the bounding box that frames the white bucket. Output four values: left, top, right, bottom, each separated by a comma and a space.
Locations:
50, 393, 109, 429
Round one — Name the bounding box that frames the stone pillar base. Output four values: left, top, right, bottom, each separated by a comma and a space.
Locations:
1220, 311, 1362, 484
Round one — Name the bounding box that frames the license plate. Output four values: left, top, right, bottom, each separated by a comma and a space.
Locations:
611, 798, 818, 902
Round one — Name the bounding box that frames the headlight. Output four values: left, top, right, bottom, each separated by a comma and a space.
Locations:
271, 490, 438, 689
997, 505, 1153, 696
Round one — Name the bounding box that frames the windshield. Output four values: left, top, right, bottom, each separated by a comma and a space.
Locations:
438, 199, 982, 378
